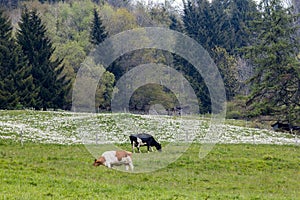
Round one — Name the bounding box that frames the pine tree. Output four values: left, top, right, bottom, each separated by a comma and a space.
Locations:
183, 0, 212, 51
227, 0, 257, 53
0, 0, 18, 9
17, 8, 70, 110
90, 8, 108, 45
210, 0, 231, 49
169, 13, 183, 32
208, 0, 258, 54
211, 47, 238, 101
175, 0, 213, 113
0, 9, 34, 109
0, 9, 17, 108
243, 0, 300, 124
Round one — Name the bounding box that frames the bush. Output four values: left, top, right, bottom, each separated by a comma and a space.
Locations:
226, 110, 245, 119
226, 97, 247, 119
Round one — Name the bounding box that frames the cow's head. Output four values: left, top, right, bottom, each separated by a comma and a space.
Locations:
93, 157, 105, 167
156, 143, 162, 152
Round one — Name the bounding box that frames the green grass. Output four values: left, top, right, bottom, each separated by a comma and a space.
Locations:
0, 140, 299, 199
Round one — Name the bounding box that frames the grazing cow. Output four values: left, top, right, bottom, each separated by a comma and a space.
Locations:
271, 122, 291, 132
129, 133, 162, 153
271, 121, 300, 134
93, 150, 134, 171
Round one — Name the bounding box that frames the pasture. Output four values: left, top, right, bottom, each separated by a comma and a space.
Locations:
0, 110, 299, 199
0, 141, 299, 199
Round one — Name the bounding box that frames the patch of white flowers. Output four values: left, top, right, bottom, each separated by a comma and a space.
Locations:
0, 110, 298, 145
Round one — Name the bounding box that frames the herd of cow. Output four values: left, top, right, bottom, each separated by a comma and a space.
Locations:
93, 133, 162, 171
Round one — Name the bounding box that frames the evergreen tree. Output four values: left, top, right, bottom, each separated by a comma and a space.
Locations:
17, 8, 70, 110
183, 0, 212, 51
0, 9, 16, 109
243, 0, 300, 124
173, 0, 212, 113
210, 0, 231, 49
0, 0, 18, 9
106, 0, 130, 8
211, 47, 238, 100
90, 8, 108, 45
209, 0, 258, 54
0, 9, 34, 109
227, 0, 257, 54
169, 13, 184, 32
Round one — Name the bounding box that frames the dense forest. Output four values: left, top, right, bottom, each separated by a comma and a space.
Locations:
0, 0, 299, 125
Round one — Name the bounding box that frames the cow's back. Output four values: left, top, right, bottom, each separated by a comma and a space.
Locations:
136, 133, 152, 139
102, 151, 118, 164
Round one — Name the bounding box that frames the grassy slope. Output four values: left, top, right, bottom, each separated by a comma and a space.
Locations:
0, 140, 299, 200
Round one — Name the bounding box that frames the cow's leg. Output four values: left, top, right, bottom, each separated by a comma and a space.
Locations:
137, 138, 142, 153
129, 162, 134, 171
125, 164, 129, 171
107, 163, 112, 168
137, 141, 141, 153
150, 146, 153, 152
132, 142, 135, 153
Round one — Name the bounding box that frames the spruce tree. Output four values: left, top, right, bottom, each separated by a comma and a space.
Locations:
183, 0, 212, 51
0, 9, 15, 108
90, 8, 108, 45
17, 8, 70, 110
0, 9, 34, 109
227, 0, 257, 53
210, 0, 231, 50
169, 4, 209, 113
243, 0, 300, 124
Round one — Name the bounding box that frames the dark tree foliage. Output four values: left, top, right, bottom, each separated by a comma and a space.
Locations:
38, 0, 66, 4
0, 9, 12, 48
17, 8, 70, 110
210, 0, 231, 50
169, 7, 210, 113
178, 0, 259, 113
227, 0, 257, 53
0, 9, 34, 109
105, 0, 130, 8
173, 58, 211, 113
90, 8, 108, 45
243, 0, 300, 123
183, 0, 257, 54
129, 84, 179, 114
211, 47, 238, 100
169, 13, 184, 32
183, 0, 213, 51
176, 0, 214, 113
0, 0, 19, 9
0, 9, 16, 109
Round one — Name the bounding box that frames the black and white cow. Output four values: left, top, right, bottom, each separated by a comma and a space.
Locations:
129, 133, 162, 153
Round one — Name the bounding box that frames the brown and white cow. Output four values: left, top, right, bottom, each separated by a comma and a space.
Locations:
93, 150, 134, 171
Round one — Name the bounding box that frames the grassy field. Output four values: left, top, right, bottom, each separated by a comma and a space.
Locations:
0, 140, 299, 199
0, 110, 299, 199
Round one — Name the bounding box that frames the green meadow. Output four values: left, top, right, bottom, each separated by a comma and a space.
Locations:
0, 140, 299, 199
0, 110, 299, 199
